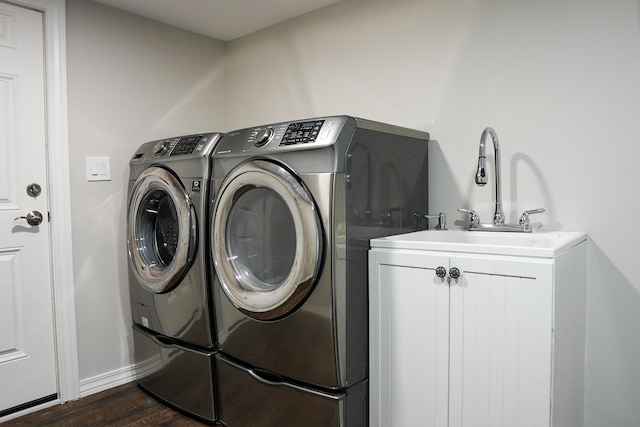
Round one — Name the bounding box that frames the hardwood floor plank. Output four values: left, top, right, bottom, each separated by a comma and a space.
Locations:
2, 382, 209, 426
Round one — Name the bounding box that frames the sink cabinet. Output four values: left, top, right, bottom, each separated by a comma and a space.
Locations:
368, 232, 586, 427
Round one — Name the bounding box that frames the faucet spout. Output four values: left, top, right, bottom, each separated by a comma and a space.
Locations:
475, 156, 487, 185
476, 127, 504, 225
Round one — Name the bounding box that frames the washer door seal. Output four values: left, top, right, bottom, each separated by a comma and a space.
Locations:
127, 166, 196, 293
212, 159, 323, 321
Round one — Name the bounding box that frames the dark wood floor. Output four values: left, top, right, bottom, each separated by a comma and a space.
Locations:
2, 381, 210, 426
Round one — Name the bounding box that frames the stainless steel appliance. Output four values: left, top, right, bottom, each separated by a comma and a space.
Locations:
127, 132, 222, 423
209, 116, 429, 426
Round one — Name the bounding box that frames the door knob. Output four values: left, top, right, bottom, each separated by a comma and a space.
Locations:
435, 266, 447, 278
26, 183, 42, 197
14, 210, 44, 226
449, 267, 460, 279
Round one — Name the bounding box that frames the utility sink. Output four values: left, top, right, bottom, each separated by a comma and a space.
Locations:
370, 229, 587, 258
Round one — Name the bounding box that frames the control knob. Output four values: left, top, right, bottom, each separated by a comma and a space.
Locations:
153, 141, 168, 155
254, 127, 274, 147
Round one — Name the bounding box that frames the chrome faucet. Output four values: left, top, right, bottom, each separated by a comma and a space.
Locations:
475, 127, 504, 225
458, 127, 546, 232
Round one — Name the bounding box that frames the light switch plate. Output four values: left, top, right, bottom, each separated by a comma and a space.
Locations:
86, 156, 111, 181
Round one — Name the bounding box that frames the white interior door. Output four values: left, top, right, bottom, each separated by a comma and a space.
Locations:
0, 2, 58, 413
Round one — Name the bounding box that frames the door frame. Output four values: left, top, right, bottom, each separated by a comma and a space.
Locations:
7, 0, 79, 403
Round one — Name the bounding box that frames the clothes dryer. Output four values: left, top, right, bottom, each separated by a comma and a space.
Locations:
209, 116, 429, 426
127, 132, 222, 423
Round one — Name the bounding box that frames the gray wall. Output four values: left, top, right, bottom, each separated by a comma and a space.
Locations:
65, 0, 640, 424
66, 0, 226, 384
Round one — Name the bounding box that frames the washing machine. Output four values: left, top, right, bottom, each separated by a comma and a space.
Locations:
209, 116, 429, 426
127, 132, 222, 423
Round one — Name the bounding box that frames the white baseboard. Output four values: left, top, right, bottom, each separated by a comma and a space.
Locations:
78, 364, 138, 398
79, 354, 162, 399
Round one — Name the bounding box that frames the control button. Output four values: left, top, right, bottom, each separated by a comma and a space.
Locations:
254, 127, 274, 147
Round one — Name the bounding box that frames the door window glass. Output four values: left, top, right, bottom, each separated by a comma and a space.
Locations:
212, 159, 322, 319
226, 187, 296, 290
128, 166, 195, 294
137, 188, 179, 269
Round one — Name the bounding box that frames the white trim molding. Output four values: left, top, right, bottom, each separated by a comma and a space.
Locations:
78, 355, 164, 399
8, 0, 80, 403
79, 364, 138, 399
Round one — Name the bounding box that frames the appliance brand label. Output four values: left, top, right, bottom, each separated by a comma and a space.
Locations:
191, 180, 202, 193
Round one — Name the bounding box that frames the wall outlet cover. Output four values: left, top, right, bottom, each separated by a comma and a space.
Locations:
86, 156, 111, 181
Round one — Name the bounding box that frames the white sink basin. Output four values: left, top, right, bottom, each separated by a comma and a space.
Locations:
370, 229, 587, 258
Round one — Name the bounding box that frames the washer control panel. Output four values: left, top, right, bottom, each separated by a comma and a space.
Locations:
131, 133, 222, 163
170, 135, 204, 156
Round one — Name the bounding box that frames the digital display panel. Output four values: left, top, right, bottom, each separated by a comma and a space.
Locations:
280, 120, 325, 146
170, 135, 202, 156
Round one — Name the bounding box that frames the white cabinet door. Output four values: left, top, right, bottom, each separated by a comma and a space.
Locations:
369, 249, 450, 426
370, 249, 554, 427
449, 255, 553, 427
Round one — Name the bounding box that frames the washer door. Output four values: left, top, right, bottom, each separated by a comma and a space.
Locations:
212, 159, 323, 321
127, 166, 196, 293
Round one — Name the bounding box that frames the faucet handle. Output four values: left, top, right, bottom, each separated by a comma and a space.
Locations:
422, 213, 447, 230
519, 208, 545, 230
414, 212, 447, 230
458, 208, 480, 228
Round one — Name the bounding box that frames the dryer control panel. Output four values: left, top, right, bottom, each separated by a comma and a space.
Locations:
216, 116, 349, 157
248, 120, 326, 147
280, 120, 324, 145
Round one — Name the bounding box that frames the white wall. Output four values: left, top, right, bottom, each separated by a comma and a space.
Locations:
225, 0, 640, 425
65, 0, 226, 384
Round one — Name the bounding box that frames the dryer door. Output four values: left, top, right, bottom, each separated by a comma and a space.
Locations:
127, 166, 196, 293
212, 159, 323, 321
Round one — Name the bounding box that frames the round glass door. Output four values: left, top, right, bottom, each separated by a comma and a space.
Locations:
212, 159, 323, 320
127, 166, 196, 293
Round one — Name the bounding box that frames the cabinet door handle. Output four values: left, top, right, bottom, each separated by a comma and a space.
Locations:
435, 266, 447, 278
449, 267, 461, 279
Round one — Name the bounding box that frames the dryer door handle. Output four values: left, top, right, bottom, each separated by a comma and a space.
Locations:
154, 334, 177, 346
251, 368, 284, 385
